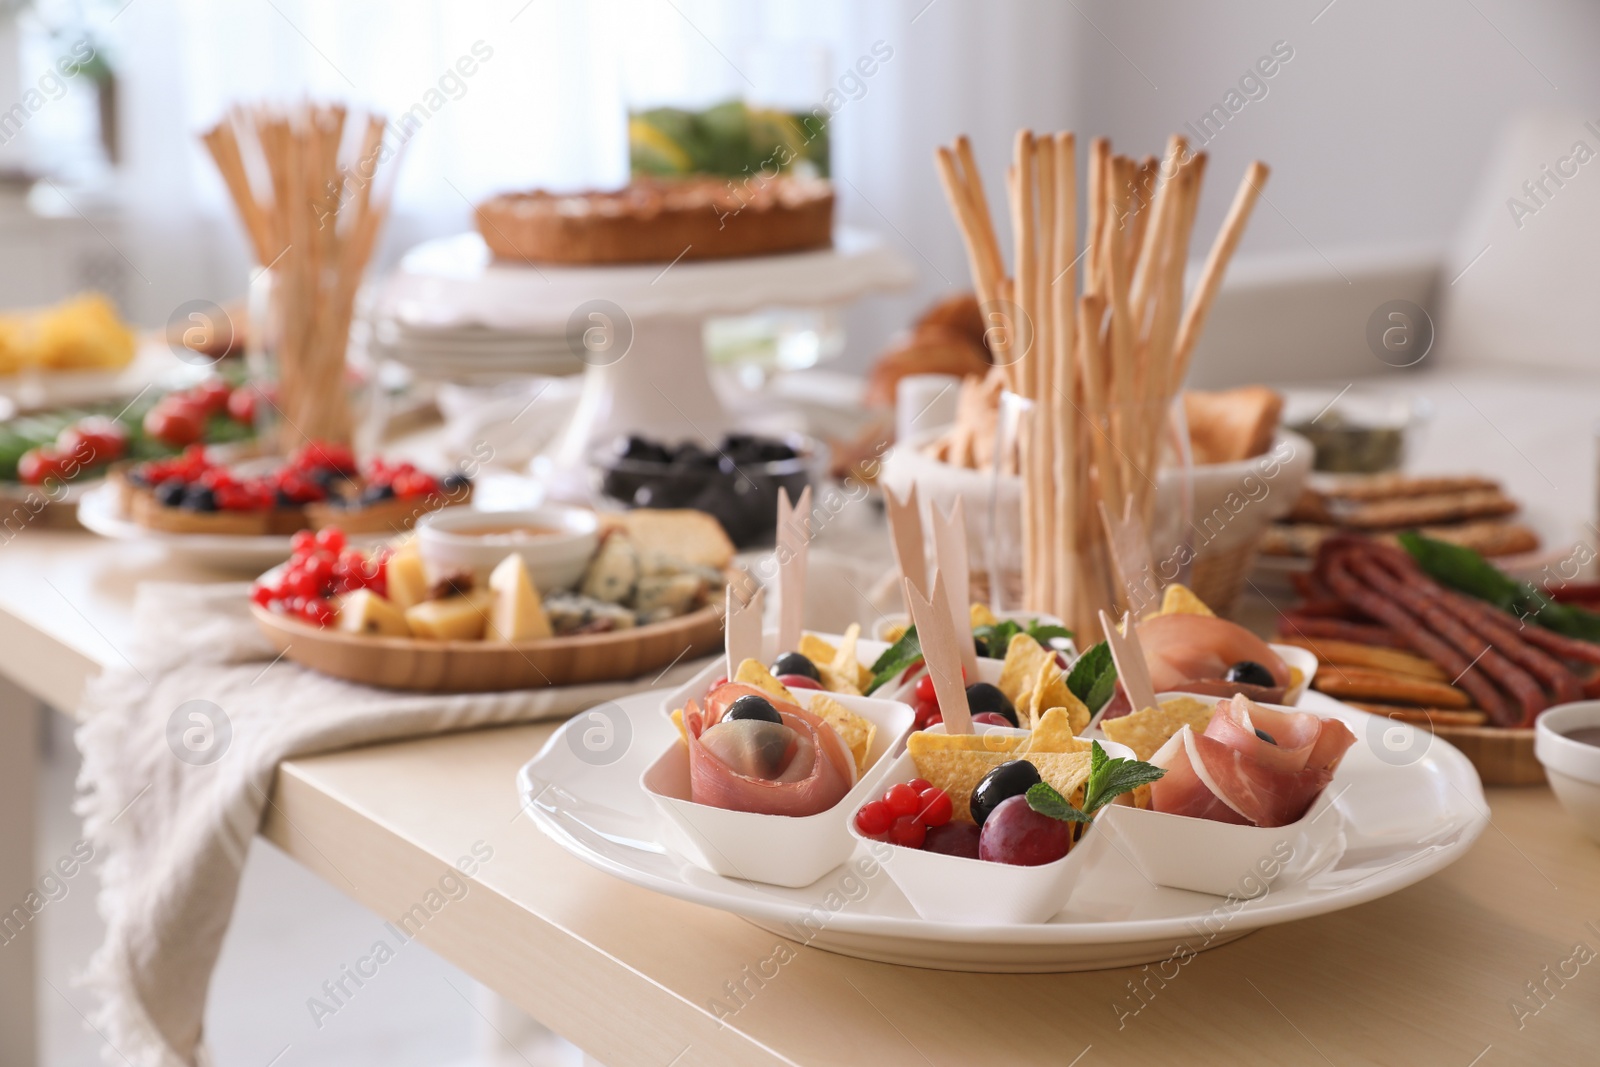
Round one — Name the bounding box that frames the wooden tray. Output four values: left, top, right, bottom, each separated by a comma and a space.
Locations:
1433, 725, 1542, 786
251, 601, 723, 692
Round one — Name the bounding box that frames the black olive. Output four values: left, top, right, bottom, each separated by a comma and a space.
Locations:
725, 694, 782, 725
441, 471, 471, 492
970, 759, 1041, 828
360, 483, 397, 505
1225, 660, 1276, 687
155, 478, 188, 507
1255, 727, 1277, 745
965, 682, 1018, 726
771, 652, 821, 682
619, 435, 672, 465
182, 486, 218, 512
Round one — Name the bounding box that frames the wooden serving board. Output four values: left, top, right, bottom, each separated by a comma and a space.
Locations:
252, 602, 723, 692
1433, 725, 1542, 786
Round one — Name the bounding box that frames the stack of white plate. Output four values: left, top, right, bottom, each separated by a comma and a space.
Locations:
369, 317, 583, 382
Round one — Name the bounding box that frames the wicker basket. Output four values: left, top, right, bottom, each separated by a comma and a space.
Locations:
880, 430, 1312, 618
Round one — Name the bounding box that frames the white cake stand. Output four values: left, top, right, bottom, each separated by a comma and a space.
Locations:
373, 227, 915, 466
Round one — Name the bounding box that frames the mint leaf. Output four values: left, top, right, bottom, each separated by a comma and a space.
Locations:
1066, 641, 1118, 711
972, 620, 1021, 659
1025, 781, 1092, 823
865, 626, 922, 694
1081, 741, 1165, 814
1025, 622, 1074, 646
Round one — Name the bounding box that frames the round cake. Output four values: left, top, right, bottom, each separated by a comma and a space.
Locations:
475, 176, 834, 265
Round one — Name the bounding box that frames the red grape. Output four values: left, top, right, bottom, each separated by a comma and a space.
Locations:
776, 674, 822, 690
977, 795, 1072, 866
923, 822, 981, 859
972, 712, 1012, 727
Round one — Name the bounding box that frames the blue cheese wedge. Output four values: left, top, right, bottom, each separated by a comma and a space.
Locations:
633, 574, 706, 623
545, 593, 637, 635
580, 531, 638, 604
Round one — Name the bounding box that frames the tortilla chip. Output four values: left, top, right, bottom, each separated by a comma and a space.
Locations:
998, 633, 1054, 708
910, 748, 1092, 823
816, 664, 862, 695
970, 603, 999, 628
1027, 659, 1089, 733
1132, 783, 1153, 809
1158, 583, 1214, 617
1289, 666, 1304, 692
734, 658, 796, 703
908, 730, 1025, 758
811, 694, 875, 776
1017, 708, 1090, 754
1101, 696, 1215, 761
798, 633, 839, 669
670, 707, 688, 746
831, 623, 873, 690
882, 621, 910, 644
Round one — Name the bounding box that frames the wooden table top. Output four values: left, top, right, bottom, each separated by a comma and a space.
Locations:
264, 718, 1600, 1066
5, 366, 1600, 1064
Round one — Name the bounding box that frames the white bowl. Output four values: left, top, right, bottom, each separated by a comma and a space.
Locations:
641, 688, 915, 888
1092, 691, 1348, 896
846, 722, 1138, 924
416, 505, 598, 593
658, 628, 893, 719
1277, 643, 1318, 704
1535, 701, 1600, 844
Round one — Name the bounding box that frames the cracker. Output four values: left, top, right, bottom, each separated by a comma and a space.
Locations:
811, 694, 876, 776
1101, 697, 1216, 761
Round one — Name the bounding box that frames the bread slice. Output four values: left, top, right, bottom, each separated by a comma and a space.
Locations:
1184, 386, 1283, 464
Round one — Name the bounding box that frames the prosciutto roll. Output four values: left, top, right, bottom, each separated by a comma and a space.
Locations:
1137, 613, 1291, 701
1149, 694, 1355, 827
682, 683, 856, 817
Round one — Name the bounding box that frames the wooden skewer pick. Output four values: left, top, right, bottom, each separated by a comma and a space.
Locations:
905, 572, 973, 735
930, 499, 979, 678
884, 484, 927, 613
775, 486, 812, 652
725, 585, 765, 681
1097, 497, 1157, 620
1094, 610, 1157, 729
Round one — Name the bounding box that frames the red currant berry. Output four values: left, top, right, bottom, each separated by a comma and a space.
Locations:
302, 597, 335, 627
250, 585, 274, 608
854, 800, 893, 837
315, 526, 346, 553
884, 782, 921, 817
888, 815, 926, 849
917, 788, 953, 828
290, 530, 316, 556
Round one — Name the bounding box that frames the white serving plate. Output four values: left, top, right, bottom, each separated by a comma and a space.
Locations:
517, 689, 1488, 972
642, 688, 914, 887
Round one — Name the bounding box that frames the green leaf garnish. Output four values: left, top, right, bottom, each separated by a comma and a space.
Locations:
1066, 641, 1118, 711
1025, 622, 1074, 645
1023, 742, 1165, 823
1082, 740, 1166, 814
972, 618, 1073, 659
1025, 782, 1092, 822
866, 626, 922, 694
1402, 532, 1600, 644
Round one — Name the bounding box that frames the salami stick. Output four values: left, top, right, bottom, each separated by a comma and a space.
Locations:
1277, 615, 1408, 649
1429, 588, 1582, 704
1515, 618, 1600, 666
1346, 554, 1543, 724
1321, 549, 1514, 724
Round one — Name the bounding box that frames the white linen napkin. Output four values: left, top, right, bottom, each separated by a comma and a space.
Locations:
74, 580, 708, 1067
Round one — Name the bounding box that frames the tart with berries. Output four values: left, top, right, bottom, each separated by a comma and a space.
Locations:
117, 441, 357, 535
304, 457, 473, 535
